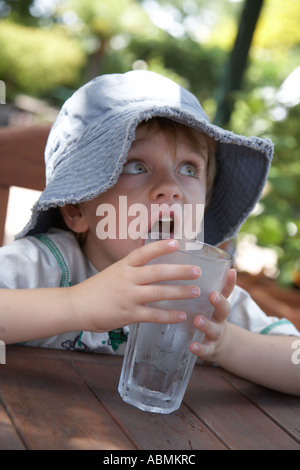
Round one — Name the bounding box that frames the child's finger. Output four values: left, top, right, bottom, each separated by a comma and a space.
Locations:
193, 314, 223, 341
138, 305, 187, 324
208, 291, 231, 323
137, 263, 201, 284
190, 339, 215, 358
221, 268, 237, 299
126, 239, 179, 267
138, 284, 201, 304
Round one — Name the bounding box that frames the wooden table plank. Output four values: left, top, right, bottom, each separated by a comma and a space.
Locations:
5, 344, 101, 363
184, 368, 300, 450
224, 376, 300, 443
0, 400, 26, 450
73, 359, 227, 450
0, 355, 135, 450
2, 346, 300, 451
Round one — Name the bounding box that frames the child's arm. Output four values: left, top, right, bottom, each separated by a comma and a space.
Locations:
191, 274, 300, 396
214, 323, 299, 395
0, 239, 200, 344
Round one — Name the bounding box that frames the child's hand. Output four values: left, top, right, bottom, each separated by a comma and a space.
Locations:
69, 239, 202, 333
189, 268, 237, 361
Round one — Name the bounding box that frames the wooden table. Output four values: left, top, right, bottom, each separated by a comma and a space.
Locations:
1, 345, 299, 451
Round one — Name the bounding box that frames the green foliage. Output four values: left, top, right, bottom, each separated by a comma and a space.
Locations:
0, 21, 85, 99
234, 97, 300, 285
127, 35, 224, 100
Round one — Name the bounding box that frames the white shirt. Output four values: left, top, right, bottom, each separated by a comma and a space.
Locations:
0, 228, 299, 354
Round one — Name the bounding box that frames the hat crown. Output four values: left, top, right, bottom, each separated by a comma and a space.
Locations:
45, 70, 208, 181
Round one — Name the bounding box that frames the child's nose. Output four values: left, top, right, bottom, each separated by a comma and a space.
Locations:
149, 173, 183, 202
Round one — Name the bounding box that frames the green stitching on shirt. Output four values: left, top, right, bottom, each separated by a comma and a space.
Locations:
77, 331, 83, 347
259, 319, 292, 335
35, 235, 70, 287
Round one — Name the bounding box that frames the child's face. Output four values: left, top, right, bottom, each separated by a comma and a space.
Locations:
80, 123, 209, 271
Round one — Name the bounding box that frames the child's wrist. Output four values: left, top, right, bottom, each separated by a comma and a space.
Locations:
64, 285, 86, 332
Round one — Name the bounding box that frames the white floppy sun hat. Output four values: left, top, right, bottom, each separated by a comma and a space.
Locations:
17, 70, 273, 246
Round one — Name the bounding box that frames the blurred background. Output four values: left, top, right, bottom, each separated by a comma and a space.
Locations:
0, 0, 300, 290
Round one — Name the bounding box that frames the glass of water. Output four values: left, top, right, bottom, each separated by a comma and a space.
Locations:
118, 238, 232, 414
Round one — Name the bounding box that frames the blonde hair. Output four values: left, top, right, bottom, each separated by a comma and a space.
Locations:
137, 117, 216, 208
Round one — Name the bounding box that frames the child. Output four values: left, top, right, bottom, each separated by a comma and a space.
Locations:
0, 70, 299, 394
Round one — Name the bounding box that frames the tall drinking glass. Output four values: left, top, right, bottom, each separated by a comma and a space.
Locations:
118, 239, 232, 414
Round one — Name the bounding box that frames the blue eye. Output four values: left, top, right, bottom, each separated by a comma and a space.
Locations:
178, 163, 198, 177
123, 161, 147, 174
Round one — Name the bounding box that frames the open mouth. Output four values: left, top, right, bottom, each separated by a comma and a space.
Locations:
148, 214, 175, 239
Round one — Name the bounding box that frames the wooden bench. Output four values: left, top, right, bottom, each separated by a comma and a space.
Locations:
0, 124, 50, 245
237, 271, 300, 330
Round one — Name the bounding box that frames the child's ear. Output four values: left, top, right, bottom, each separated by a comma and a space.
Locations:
59, 205, 89, 233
